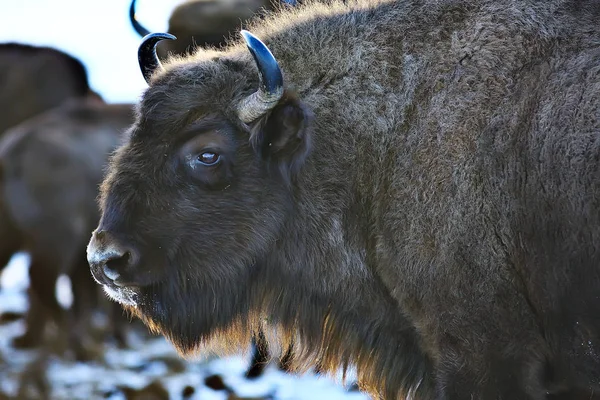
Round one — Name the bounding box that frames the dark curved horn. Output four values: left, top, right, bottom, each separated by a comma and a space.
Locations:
236, 30, 284, 124
138, 33, 176, 84
129, 0, 150, 37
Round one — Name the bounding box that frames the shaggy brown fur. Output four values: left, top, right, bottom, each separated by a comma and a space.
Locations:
89, 0, 600, 398
0, 43, 97, 135
0, 98, 134, 359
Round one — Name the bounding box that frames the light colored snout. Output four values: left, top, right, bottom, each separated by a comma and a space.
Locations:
87, 230, 130, 287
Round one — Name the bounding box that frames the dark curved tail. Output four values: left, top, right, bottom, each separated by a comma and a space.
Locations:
129, 0, 151, 37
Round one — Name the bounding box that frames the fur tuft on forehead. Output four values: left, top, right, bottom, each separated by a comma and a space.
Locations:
136, 56, 264, 133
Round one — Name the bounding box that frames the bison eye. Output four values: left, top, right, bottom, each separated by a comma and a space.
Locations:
195, 151, 221, 166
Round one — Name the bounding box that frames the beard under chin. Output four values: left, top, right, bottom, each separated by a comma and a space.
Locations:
131, 272, 253, 356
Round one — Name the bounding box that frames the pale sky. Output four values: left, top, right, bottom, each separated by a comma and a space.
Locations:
0, 0, 184, 103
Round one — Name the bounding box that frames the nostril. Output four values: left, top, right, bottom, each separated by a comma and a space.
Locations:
103, 251, 132, 281
88, 231, 140, 287
103, 264, 121, 281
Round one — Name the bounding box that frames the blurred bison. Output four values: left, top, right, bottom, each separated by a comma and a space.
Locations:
88, 0, 600, 398
0, 43, 97, 135
129, 0, 294, 58
0, 98, 134, 359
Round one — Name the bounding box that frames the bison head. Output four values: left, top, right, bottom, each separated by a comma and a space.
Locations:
87, 31, 314, 353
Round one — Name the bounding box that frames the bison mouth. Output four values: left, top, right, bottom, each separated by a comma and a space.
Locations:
88, 262, 144, 308
102, 268, 254, 355
101, 283, 139, 307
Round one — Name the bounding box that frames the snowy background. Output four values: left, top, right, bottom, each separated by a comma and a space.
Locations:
0, 1, 371, 399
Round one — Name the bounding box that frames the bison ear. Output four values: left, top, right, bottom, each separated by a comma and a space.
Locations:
249, 92, 314, 181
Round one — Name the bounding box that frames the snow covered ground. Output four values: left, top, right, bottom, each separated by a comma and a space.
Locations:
0, 254, 371, 400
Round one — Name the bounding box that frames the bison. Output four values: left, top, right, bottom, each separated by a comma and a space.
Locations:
0, 42, 98, 135
87, 0, 600, 398
0, 97, 135, 359
129, 0, 295, 58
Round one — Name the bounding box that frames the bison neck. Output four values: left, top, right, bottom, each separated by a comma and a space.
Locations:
254, 181, 435, 398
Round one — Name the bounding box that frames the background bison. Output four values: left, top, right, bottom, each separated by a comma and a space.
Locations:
0, 97, 134, 360
129, 0, 295, 58
88, 0, 600, 399
0, 43, 99, 135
